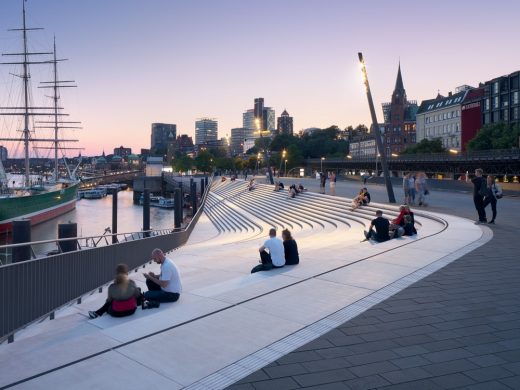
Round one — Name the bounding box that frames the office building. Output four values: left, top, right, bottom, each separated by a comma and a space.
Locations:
195, 118, 218, 145
0, 146, 7, 161
230, 127, 246, 156
113, 146, 132, 159
277, 110, 293, 135
151, 123, 176, 154
242, 98, 276, 141
381, 63, 418, 155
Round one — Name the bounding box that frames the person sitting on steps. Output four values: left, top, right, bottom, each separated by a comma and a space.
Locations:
251, 228, 286, 273
282, 229, 299, 265
364, 210, 391, 243
89, 263, 143, 319
142, 248, 182, 308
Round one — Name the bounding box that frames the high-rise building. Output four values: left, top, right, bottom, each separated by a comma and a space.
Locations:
195, 118, 218, 145
151, 123, 176, 154
381, 63, 418, 155
230, 128, 246, 156
242, 98, 276, 140
277, 110, 293, 135
0, 145, 7, 161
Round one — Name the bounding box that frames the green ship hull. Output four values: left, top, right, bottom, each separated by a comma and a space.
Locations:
0, 182, 79, 233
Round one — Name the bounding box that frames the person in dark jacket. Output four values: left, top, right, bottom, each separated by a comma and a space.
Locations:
282, 229, 299, 265
403, 214, 417, 236
471, 168, 487, 224
89, 264, 143, 319
364, 210, 390, 242
361, 187, 371, 204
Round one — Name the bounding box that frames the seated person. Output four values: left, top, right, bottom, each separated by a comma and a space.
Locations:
361, 187, 371, 204
89, 263, 143, 319
404, 205, 415, 225
282, 229, 299, 265
403, 214, 417, 236
297, 184, 307, 192
278, 182, 284, 190
230, 175, 236, 181
142, 248, 182, 306
247, 179, 257, 191
251, 228, 285, 273
273, 181, 281, 192
288, 186, 297, 198
364, 210, 390, 242
351, 190, 365, 210
392, 205, 410, 226
221, 176, 227, 182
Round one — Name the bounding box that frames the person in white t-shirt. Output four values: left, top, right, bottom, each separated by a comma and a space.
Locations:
143, 248, 182, 307
251, 228, 286, 273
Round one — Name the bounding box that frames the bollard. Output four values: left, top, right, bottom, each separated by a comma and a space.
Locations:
191, 181, 197, 217
12, 220, 31, 262
174, 188, 182, 229
112, 189, 118, 244
143, 189, 150, 238
58, 223, 78, 253
200, 178, 205, 198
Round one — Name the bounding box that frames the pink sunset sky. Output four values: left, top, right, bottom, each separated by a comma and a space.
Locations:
1, 0, 519, 157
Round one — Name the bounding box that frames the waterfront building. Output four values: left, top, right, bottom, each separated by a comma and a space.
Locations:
195, 118, 218, 145
381, 63, 418, 155
480, 70, 520, 128
416, 86, 483, 151
348, 125, 384, 157
113, 145, 132, 159
151, 123, 176, 155
277, 110, 294, 135
0, 145, 7, 161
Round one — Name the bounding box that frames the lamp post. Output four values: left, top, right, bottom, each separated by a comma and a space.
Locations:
284, 159, 288, 176
255, 118, 274, 184
358, 52, 396, 203
320, 157, 325, 172
278, 149, 286, 177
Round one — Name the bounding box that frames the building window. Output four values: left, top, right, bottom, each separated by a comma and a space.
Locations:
493, 96, 499, 108
513, 107, 519, 120
514, 91, 519, 105
503, 109, 509, 121
485, 98, 490, 110
493, 82, 499, 94
484, 113, 490, 124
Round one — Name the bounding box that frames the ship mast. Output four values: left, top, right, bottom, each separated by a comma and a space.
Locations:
36, 37, 81, 182
0, 0, 77, 187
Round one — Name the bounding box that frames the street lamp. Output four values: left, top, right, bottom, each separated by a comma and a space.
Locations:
449, 149, 458, 154
346, 155, 353, 159
320, 156, 325, 172
284, 159, 288, 176
278, 149, 286, 177
358, 52, 396, 203
391, 153, 398, 157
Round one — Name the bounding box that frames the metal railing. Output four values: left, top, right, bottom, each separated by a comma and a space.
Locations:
0, 177, 212, 342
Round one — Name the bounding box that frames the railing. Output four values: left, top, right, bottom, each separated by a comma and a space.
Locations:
0, 177, 212, 342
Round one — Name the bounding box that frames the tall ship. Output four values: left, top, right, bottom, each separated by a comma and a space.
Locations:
0, 2, 81, 234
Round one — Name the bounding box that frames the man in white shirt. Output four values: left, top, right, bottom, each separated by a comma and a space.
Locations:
251, 228, 286, 273
143, 248, 182, 306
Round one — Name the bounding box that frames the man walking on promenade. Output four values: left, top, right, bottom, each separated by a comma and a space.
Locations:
471, 168, 487, 224
143, 248, 182, 306
251, 228, 285, 273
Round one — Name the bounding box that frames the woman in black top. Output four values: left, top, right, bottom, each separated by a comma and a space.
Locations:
282, 229, 299, 265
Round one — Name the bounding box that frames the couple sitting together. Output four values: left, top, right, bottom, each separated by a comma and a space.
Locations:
251, 228, 299, 273
88, 248, 182, 319
364, 206, 417, 243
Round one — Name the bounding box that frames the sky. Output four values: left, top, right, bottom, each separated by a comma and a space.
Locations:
1, 0, 519, 157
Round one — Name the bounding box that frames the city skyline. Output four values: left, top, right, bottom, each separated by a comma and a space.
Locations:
0, 0, 519, 156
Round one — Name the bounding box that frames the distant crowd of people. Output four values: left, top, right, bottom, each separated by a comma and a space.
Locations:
402, 172, 429, 206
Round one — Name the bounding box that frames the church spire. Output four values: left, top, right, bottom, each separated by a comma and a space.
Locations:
394, 62, 405, 94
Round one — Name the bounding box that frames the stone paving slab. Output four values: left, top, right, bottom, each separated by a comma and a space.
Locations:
225, 179, 520, 390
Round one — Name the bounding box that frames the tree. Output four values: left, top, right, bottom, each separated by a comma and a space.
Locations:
195, 150, 214, 173
468, 123, 520, 151
173, 155, 193, 172
401, 139, 446, 154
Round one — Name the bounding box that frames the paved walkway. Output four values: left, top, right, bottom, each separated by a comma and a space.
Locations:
227, 178, 520, 390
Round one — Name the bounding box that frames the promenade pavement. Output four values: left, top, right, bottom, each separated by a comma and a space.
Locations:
227, 177, 520, 390
0, 177, 514, 389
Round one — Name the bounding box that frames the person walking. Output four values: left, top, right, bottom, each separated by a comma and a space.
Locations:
402, 172, 410, 204
408, 172, 416, 205
319, 172, 327, 194
482, 175, 502, 224
471, 168, 487, 224
415, 172, 429, 206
